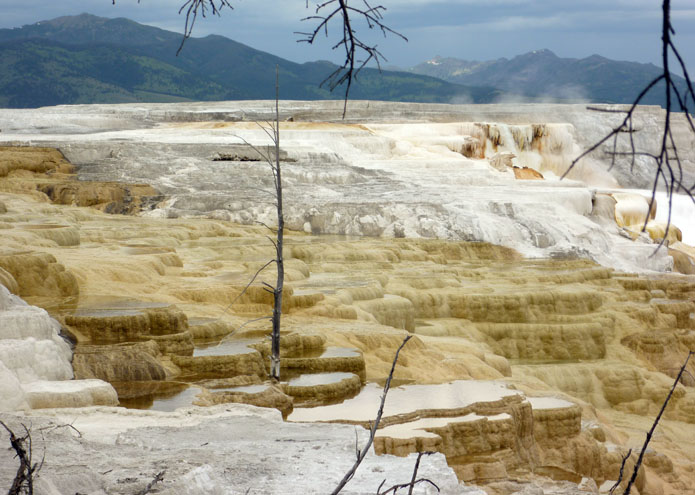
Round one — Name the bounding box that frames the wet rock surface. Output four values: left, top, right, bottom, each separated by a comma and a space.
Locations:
2, 102, 694, 272
1, 184, 693, 491
0, 103, 694, 494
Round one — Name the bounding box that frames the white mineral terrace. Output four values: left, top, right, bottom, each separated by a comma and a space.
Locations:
288, 381, 521, 423
1, 100, 693, 273
375, 413, 513, 440
5, 405, 479, 494
526, 396, 576, 410
0, 285, 118, 411
1, 100, 694, 494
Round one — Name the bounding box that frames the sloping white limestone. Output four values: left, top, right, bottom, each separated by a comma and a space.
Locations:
1, 404, 483, 494
0, 101, 692, 273
0, 285, 117, 411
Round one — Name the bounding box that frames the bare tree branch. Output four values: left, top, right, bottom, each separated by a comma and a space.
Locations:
134, 471, 166, 495
623, 351, 694, 495
256, 220, 278, 233
231, 134, 275, 170
226, 316, 273, 337
215, 259, 275, 321
37, 422, 82, 438
176, 0, 233, 55
332, 334, 412, 494
297, 0, 407, 118
1, 421, 42, 495
564, 0, 695, 243
116, 0, 406, 117
111, 0, 233, 55
376, 451, 440, 495
561, 75, 665, 178
609, 448, 632, 495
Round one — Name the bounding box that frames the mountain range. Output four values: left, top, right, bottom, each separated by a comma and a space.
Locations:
0, 14, 690, 108
0, 14, 501, 108
408, 50, 690, 106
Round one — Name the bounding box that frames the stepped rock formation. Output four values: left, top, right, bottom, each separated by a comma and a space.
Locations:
0, 184, 693, 492
0, 101, 694, 494
1, 101, 694, 272
0, 284, 117, 411
0, 145, 162, 213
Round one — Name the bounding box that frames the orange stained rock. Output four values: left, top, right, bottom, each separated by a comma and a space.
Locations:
513, 166, 544, 180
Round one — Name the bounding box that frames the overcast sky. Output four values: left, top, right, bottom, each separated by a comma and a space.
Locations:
1, 0, 694, 71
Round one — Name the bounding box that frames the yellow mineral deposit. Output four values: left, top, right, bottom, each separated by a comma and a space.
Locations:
1, 145, 694, 494
670, 242, 695, 275
0, 145, 160, 214
513, 167, 545, 180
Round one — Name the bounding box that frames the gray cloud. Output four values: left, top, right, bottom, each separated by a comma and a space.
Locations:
0, 0, 692, 71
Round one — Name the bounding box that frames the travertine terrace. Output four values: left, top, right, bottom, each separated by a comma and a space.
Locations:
0, 101, 694, 494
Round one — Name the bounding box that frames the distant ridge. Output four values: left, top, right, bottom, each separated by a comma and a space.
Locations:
0, 13, 502, 108
2, 14, 687, 109
408, 49, 691, 107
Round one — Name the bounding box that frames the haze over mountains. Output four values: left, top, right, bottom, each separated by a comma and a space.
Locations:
0, 13, 690, 108
408, 50, 691, 106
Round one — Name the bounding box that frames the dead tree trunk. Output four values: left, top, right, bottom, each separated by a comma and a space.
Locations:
270, 65, 284, 382
229, 66, 284, 380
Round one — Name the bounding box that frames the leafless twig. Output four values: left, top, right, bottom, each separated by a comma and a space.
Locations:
176, 0, 233, 55
1, 421, 43, 495
331, 334, 412, 494
111, 0, 233, 55
564, 0, 695, 248
134, 471, 166, 495
297, 0, 407, 118
376, 451, 439, 495
225, 316, 273, 337
623, 351, 693, 494
608, 448, 632, 495
37, 422, 82, 438
214, 259, 275, 322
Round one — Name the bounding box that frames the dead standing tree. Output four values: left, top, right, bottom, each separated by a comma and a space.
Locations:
229, 66, 285, 381
268, 70, 284, 382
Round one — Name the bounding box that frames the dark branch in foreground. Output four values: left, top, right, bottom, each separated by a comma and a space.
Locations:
377, 451, 440, 495
563, 0, 695, 247
623, 351, 694, 494
175, 0, 234, 55
1, 421, 43, 495
116, 0, 406, 118
134, 471, 166, 495
609, 448, 632, 495
297, 0, 407, 118
111, 0, 233, 55
331, 334, 412, 494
